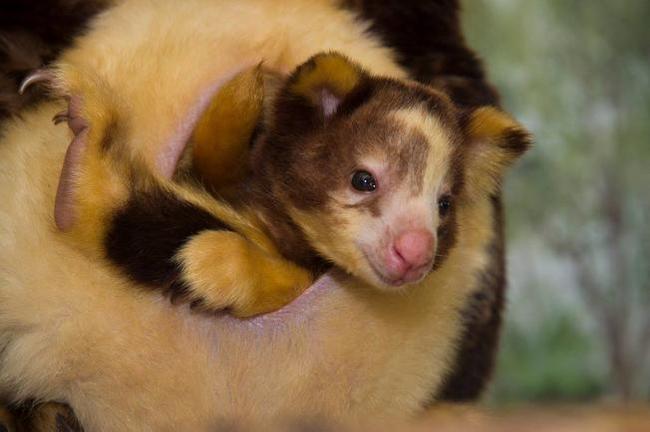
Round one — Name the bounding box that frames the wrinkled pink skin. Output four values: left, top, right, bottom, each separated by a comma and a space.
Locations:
54, 96, 88, 231
223, 272, 337, 329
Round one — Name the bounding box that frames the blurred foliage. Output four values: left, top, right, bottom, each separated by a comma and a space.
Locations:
491, 310, 605, 403
462, 0, 650, 403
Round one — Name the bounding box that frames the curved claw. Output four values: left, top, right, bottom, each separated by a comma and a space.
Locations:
18, 69, 54, 95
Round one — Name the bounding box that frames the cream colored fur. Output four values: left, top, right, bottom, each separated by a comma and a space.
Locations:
0, 0, 497, 430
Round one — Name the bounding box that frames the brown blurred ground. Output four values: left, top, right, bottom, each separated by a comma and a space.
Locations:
275, 405, 650, 432
413, 404, 650, 432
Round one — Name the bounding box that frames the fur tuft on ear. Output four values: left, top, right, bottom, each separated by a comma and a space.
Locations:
462, 106, 532, 200
286, 52, 367, 120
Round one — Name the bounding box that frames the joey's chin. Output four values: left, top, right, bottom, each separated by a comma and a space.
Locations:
359, 251, 433, 291
375, 266, 432, 290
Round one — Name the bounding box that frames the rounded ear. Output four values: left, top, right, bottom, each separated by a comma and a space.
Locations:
191, 65, 265, 191
462, 106, 532, 200
272, 52, 370, 132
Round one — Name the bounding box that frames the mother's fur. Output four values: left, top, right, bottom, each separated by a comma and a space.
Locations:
0, 0, 519, 430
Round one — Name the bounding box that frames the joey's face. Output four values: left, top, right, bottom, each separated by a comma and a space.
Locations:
336, 106, 458, 288
292, 97, 460, 289
254, 53, 530, 291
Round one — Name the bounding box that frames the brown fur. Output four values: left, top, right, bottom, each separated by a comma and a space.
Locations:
345, 0, 501, 108
13, 402, 83, 432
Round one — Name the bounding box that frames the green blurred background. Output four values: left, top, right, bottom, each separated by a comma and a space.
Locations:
462, 1, 650, 404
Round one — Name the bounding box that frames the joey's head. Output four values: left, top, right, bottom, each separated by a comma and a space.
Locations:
252, 53, 531, 290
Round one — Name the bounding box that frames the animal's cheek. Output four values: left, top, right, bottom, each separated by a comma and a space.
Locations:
315, 206, 367, 255
343, 210, 387, 261
318, 209, 382, 283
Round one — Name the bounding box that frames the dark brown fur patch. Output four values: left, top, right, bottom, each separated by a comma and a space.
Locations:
105, 188, 233, 299
12, 401, 83, 432
0, 1, 108, 120
431, 199, 458, 271
99, 117, 119, 153
346, 0, 501, 108
0, 406, 13, 432
436, 195, 505, 401
499, 127, 533, 156
243, 192, 331, 276
395, 124, 430, 195
55, 410, 83, 432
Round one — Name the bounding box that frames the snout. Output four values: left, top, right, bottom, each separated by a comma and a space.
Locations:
394, 230, 434, 269
382, 229, 435, 285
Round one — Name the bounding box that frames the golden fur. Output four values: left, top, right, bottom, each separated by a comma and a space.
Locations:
177, 230, 311, 314
0, 0, 527, 430
191, 66, 265, 190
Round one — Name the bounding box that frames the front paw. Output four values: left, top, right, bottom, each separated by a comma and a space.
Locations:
176, 230, 312, 316
230, 263, 313, 318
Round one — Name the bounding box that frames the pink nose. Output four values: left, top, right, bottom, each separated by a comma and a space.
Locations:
393, 230, 435, 269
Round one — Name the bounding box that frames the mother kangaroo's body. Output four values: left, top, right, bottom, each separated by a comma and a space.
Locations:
0, 1, 513, 430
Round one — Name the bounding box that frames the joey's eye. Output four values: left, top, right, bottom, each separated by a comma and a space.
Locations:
351, 170, 377, 192
438, 195, 452, 217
